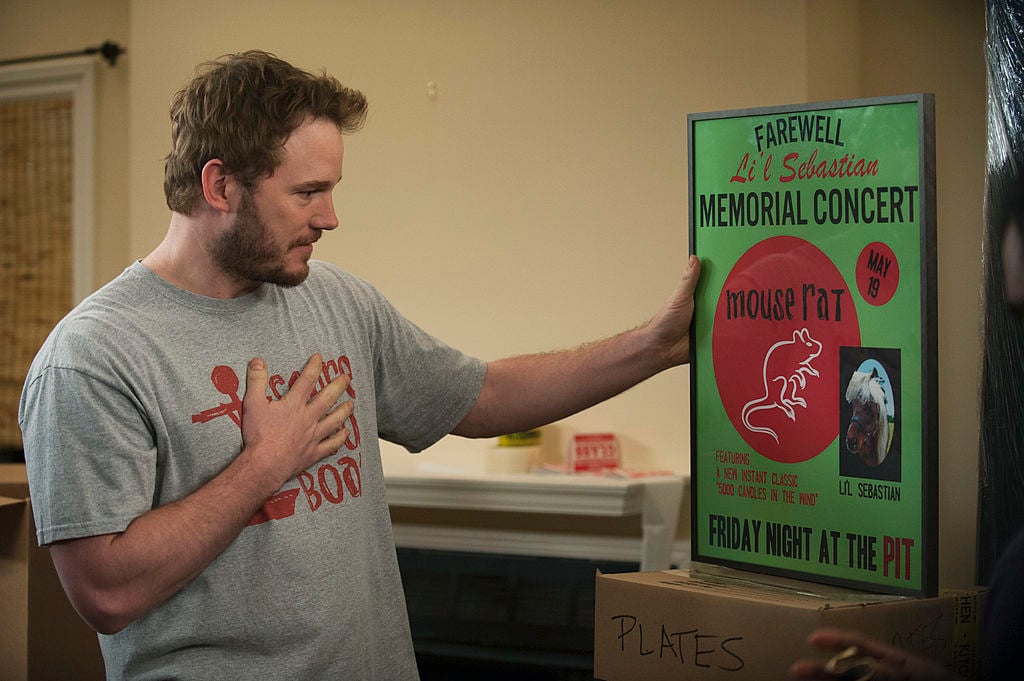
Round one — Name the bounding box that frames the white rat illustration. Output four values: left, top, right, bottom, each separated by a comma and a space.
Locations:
740, 328, 823, 444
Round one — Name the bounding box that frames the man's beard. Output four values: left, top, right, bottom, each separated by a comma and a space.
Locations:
210, 191, 311, 288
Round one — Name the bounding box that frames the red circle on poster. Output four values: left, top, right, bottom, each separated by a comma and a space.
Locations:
713, 236, 861, 463
855, 241, 900, 306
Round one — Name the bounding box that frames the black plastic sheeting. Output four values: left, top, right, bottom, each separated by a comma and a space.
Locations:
978, 0, 1024, 584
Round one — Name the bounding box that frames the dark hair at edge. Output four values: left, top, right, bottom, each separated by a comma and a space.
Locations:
163, 50, 368, 215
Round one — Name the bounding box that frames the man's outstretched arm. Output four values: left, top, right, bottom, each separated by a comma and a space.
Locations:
453, 254, 701, 438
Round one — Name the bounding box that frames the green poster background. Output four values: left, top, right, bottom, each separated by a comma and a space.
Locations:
688, 95, 937, 597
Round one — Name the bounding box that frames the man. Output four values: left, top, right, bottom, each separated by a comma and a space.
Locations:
19, 50, 701, 679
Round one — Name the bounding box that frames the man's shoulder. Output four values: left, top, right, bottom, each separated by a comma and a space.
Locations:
303, 260, 381, 299
73, 261, 160, 309
30, 264, 171, 365
307, 259, 358, 283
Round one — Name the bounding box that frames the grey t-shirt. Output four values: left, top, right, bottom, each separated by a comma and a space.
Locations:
19, 260, 486, 680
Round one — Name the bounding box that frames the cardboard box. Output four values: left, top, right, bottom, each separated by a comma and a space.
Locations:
0, 464, 105, 680
594, 567, 983, 681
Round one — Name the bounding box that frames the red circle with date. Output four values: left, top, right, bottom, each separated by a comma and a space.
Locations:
713, 236, 861, 463
855, 242, 900, 306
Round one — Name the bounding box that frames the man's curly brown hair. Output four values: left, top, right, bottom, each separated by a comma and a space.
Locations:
163, 50, 367, 215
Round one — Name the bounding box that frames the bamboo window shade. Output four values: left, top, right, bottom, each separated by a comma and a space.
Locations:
0, 96, 73, 451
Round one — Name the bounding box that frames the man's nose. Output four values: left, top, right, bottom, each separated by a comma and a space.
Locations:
313, 193, 340, 231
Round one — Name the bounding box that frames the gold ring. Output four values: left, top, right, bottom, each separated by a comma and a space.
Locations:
824, 645, 877, 681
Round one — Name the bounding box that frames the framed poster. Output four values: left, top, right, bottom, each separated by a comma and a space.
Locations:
688, 94, 937, 597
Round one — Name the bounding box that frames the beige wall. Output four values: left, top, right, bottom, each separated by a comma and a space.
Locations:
2, 1, 986, 588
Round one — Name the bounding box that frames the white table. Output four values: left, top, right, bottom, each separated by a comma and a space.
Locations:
385, 472, 686, 570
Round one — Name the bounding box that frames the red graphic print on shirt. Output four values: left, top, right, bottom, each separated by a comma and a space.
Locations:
191, 355, 362, 526
191, 365, 244, 427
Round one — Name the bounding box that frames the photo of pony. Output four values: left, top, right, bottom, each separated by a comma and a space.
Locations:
838, 348, 901, 482
844, 366, 894, 466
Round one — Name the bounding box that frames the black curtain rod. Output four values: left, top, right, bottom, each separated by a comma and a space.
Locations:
0, 41, 125, 68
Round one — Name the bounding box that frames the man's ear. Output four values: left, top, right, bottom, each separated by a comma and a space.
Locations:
200, 159, 237, 213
